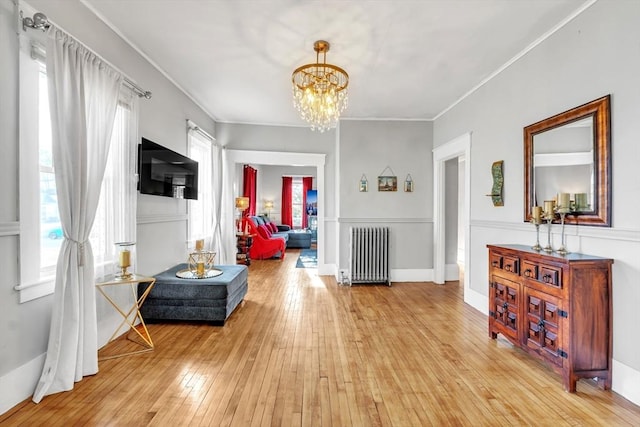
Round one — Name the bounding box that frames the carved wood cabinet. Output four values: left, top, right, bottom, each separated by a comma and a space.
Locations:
487, 244, 613, 392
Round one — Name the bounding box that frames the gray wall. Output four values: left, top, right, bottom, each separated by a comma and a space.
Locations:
337, 120, 433, 272
445, 158, 459, 264
434, 0, 640, 385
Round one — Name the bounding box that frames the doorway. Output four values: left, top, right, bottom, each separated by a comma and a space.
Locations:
226, 149, 326, 271
433, 133, 470, 297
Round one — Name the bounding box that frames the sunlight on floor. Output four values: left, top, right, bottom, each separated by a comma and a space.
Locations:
303, 269, 325, 288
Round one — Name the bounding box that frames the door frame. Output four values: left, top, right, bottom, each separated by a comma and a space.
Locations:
433, 133, 471, 290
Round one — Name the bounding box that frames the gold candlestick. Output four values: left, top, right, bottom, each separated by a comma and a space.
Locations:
557, 212, 569, 255
530, 217, 542, 251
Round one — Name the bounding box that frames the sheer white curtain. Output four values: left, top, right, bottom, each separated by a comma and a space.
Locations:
92, 91, 139, 281
33, 26, 122, 403
212, 145, 235, 264
187, 126, 235, 263
188, 129, 214, 248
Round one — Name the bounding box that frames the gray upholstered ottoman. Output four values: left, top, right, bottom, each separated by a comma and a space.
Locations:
138, 263, 248, 325
287, 230, 312, 249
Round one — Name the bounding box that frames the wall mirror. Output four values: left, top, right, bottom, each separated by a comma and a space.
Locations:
524, 95, 611, 226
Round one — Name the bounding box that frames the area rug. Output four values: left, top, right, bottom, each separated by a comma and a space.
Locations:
296, 249, 317, 268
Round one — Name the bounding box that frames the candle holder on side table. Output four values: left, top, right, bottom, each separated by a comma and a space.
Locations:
115, 242, 135, 280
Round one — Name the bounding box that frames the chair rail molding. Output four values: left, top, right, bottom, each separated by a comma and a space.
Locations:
0, 222, 20, 237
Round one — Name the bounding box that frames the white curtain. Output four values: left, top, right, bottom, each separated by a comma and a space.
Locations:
188, 129, 214, 253
33, 26, 122, 403
187, 127, 235, 264
92, 90, 139, 281
212, 145, 233, 264
220, 148, 237, 264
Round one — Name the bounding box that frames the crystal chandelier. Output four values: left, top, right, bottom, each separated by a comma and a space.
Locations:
292, 40, 349, 132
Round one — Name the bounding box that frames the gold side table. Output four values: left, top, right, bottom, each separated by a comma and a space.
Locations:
96, 274, 156, 360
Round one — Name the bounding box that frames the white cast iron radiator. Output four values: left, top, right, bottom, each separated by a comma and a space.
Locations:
349, 227, 391, 286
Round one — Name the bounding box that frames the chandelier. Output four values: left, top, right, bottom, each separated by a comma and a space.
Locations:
292, 40, 349, 132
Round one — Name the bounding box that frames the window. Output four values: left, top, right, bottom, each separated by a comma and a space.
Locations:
19, 39, 59, 302
91, 95, 138, 280
18, 39, 138, 302
292, 178, 303, 229
188, 127, 213, 246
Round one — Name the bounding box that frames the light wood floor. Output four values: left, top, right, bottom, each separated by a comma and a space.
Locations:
3, 249, 640, 426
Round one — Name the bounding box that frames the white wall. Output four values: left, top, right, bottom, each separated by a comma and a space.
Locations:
434, 0, 640, 404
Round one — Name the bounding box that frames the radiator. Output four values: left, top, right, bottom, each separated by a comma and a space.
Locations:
349, 227, 390, 286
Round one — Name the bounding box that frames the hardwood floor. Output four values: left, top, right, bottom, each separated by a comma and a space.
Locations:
3, 249, 640, 426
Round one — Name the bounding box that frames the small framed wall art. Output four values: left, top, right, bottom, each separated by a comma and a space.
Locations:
378, 176, 397, 192
404, 174, 413, 192
359, 174, 368, 192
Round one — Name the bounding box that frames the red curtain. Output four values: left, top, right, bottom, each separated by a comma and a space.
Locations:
302, 177, 313, 229
242, 165, 257, 216
281, 176, 293, 227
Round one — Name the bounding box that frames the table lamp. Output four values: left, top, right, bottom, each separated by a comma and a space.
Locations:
264, 200, 274, 218
235, 196, 250, 232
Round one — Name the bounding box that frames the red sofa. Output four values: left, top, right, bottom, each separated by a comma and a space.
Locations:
242, 218, 285, 260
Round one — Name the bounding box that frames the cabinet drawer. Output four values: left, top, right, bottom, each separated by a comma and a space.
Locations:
490, 253, 503, 269
503, 256, 520, 275
540, 264, 562, 288
522, 261, 538, 280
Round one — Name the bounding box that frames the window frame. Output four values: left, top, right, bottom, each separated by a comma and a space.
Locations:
16, 38, 137, 302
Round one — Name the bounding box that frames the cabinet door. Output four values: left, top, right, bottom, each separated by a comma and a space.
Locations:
524, 287, 564, 367
491, 276, 519, 340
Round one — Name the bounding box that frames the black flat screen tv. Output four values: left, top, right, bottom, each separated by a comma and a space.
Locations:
138, 137, 198, 200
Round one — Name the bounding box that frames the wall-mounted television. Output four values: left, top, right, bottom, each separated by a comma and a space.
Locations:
138, 137, 198, 200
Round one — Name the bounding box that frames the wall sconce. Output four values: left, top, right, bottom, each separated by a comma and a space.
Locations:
359, 174, 368, 192
404, 174, 413, 192
264, 200, 274, 217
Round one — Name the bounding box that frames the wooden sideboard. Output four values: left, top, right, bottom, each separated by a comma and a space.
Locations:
487, 244, 613, 392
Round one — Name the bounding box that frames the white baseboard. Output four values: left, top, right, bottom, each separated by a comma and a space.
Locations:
612, 359, 640, 406
463, 286, 488, 315
391, 269, 432, 282
0, 353, 45, 415
323, 266, 461, 284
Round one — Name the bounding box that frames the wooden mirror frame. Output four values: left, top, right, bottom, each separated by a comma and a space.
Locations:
524, 95, 611, 226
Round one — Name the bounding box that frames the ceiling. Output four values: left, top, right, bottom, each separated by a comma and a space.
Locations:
81, 0, 592, 127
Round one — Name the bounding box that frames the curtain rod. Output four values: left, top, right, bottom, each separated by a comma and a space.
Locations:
21, 9, 152, 99
187, 119, 215, 142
